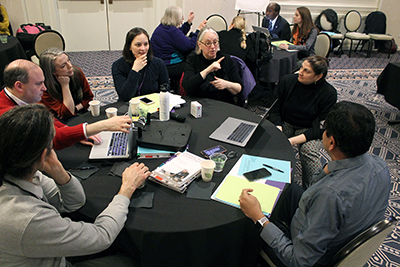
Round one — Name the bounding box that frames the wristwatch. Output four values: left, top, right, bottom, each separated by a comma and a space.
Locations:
256, 216, 269, 231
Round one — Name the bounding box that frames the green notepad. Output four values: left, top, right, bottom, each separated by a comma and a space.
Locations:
212, 175, 280, 215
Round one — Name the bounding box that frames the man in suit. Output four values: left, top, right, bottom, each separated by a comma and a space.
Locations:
261, 2, 291, 41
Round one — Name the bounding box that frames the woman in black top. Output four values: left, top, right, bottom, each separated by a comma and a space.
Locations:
182, 26, 242, 104
269, 55, 337, 187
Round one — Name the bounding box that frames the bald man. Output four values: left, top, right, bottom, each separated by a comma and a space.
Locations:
0, 59, 132, 150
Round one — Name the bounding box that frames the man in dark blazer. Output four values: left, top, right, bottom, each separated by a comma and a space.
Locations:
261, 2, 291, 41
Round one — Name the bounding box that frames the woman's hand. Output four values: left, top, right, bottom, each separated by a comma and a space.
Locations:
210, 77, 242, 95
56, 75, 70, 87
279, 43, 289, 50
200, 57, 224, 79
210, 77, 228, 90
197, 19, 207, 31
187, 12, 195, 25
132, 54, 147, 72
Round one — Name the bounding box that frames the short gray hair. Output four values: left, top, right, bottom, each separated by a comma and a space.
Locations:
160, 6, 182, 27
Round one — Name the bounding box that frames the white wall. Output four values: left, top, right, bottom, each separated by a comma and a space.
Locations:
2, 0, 399, 51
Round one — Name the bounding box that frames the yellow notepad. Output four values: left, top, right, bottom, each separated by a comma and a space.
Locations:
212, 175, 280, 215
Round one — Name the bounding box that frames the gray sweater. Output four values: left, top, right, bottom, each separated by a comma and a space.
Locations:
0, 171, 130, 267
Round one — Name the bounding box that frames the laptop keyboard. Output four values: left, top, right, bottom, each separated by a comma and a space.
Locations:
108, 132, 128, 156
227, 123, 256, 143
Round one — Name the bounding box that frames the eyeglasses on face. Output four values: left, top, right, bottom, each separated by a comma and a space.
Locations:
200, 40, 219, 47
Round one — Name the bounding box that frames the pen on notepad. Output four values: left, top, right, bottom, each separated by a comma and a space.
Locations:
263, 164, 284, 173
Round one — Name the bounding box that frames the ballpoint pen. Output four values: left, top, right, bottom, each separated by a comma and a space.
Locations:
69, 166, 96, 171
263, 164, 284, 173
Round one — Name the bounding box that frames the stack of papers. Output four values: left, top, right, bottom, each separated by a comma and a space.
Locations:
149, 151, 204, 193
211, 154, 291, 215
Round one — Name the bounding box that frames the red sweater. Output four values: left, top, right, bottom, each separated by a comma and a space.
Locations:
0, 90, 86, 150
40, 67, 94, 119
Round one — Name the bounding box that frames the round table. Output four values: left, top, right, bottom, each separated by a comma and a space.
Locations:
260, 49, 298, 84
57, 97, 296, 267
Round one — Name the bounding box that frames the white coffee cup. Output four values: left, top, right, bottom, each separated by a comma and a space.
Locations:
129, 98, 140, 117
105, 107, 118, 118
201, 160, 216, 182
89, 100, 100, 116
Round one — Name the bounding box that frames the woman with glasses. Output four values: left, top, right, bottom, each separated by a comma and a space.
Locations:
182, 26, 242, 104
112, 27, 169, 102
269, 55, 337, 188
151, 6, 207, 92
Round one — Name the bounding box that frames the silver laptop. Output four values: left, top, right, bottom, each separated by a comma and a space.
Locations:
252, 25, 271, 37
209, 99, 277, 147
89, 130, 134, 160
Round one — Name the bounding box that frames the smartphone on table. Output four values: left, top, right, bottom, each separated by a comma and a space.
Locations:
140, 97, 154, 105
243, 168, 271, 181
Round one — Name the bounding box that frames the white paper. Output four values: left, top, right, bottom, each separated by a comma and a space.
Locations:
235, 0, 270, 12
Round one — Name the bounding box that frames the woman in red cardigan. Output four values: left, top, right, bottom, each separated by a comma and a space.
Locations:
39, 48, 94, 120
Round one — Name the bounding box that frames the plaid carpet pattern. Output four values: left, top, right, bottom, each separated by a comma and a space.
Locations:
72, 50, 400, 267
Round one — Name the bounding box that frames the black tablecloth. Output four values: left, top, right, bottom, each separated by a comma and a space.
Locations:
377, 62, 400, 109
262, 49, 298, 83
57, 97, 296, 267
0, 36, 27, 86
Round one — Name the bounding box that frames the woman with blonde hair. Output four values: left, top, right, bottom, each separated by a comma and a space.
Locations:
218, 16, 255, 64
151, 6, 206, 91
182, 26, 242, 104
279, 6, 318, 60
39, 47, 94, 120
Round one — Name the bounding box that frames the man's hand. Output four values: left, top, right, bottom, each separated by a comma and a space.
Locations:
86, 115, 132, 137
39, 149, 71, 185
118, 163, 151, 199
239, 188, 265, 223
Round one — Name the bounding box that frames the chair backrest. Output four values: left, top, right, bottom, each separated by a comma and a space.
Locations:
344, 10, 362, 32
33, 30, 65, 57
320, 14, 333, 31
230, 55, 256, 107
329, 217, 397, 267
206, 14, 228, 32
364, 11, 387, 34
315, 33, 332, 58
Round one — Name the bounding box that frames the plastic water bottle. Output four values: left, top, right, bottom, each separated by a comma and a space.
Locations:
159, 84, 170, 121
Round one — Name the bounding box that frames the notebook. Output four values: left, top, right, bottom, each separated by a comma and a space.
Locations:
209, 99, 277, 147
252, 25, 271, 37
89, 130, 135, 160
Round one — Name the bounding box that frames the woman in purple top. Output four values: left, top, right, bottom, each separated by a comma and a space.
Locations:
151, 6, 207, 91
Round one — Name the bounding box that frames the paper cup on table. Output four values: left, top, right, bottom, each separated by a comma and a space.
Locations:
105, 107, 118, 118
210, 153, 228, 173
89, 100, 100, 117
201, 160, 216, 182
129, 98, 140, 117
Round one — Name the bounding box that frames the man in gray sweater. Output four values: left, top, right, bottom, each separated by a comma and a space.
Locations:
0, 104, 150, 266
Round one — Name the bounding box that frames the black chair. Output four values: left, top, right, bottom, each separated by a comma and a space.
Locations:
261, 216, 397, 267
362, 11, 393, 58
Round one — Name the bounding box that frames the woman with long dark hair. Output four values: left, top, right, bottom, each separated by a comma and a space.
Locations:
112, 27, 169, 102
279, 6, 318, 60
39, 48, 94, 119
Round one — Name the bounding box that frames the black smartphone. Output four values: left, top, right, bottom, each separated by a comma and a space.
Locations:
243, 168, 271, 181
200, 145, 227, 158
140, 97, 154, 105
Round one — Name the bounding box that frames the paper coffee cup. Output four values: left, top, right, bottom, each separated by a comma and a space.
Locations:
89, 100, 100, 116
201, 160, 216, 182
105, 107, 118, 118
129, 98, 140, 117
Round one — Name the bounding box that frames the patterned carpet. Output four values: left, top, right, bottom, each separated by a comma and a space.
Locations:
72, 51, 400, 267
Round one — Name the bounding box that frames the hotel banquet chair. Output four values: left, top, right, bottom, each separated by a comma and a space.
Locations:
362, 11, 393, 59
315, 33, 332, 58
260, 216, 397, 267
230, 55, 256, 107
339, 10, 371, 58
317, 11, 343, 54
31, 30, 65, 63
206, 14, 228, 31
